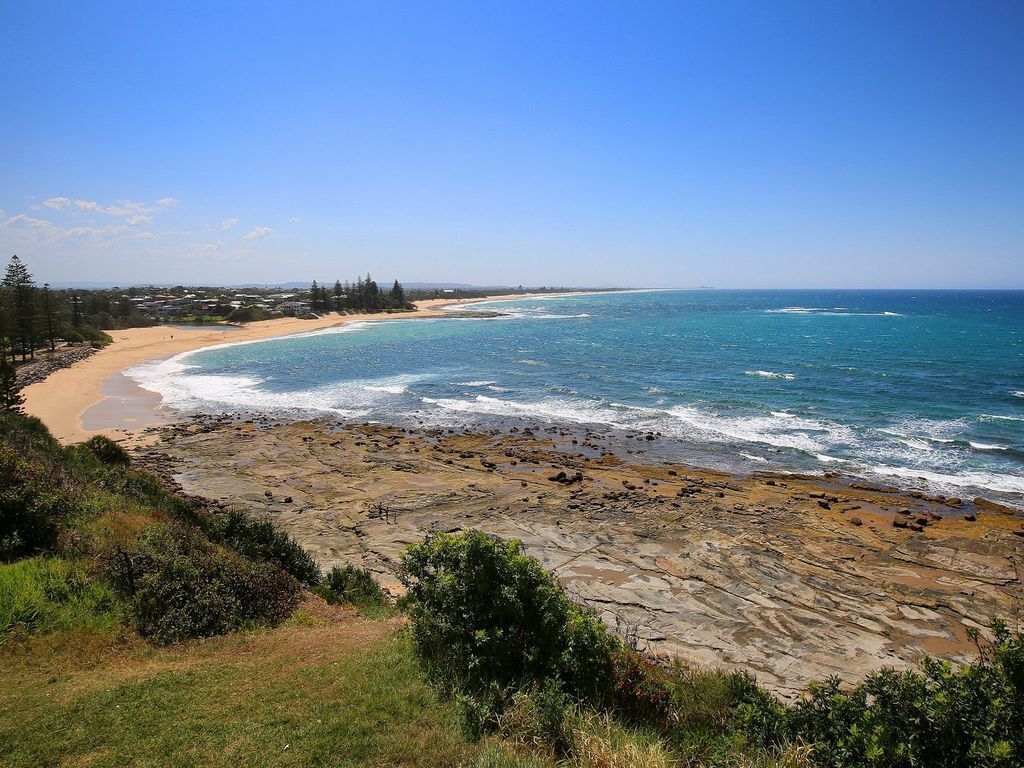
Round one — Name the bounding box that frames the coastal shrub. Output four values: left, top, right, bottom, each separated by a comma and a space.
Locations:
218, 508, 321, 586
740, 620, 1024, 768
0, 445, 69, 559
315, 563, 386, 606
610, 650, 675, 727
0, 411, 63, 458
0, 556, 119, 635
398, 530, 619, 703
116, 525, 301, 644
225, 306, 271, 323
83, 435, 131, 466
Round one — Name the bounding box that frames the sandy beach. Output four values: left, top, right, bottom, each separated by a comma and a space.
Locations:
21, 295, 524, 443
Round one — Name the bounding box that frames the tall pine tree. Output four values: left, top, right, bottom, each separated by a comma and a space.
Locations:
390, 279, 406, 308
2, 255, 37, 361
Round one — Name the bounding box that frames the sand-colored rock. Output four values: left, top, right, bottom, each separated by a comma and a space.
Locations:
140, 418, 1024, 697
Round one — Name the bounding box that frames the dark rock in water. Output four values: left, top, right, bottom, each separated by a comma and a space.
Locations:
851, 517, 863, 526
817, 499, 831, 510
944, 497, 962, 507
963, 513, 976, 522
283, 496, 293, 503
893, 518, 908, 528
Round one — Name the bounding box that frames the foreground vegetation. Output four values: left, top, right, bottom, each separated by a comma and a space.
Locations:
2, 410, 1022, 766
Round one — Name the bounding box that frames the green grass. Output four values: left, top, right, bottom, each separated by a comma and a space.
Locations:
0, 556, 120, 637
0, 616, 490, 767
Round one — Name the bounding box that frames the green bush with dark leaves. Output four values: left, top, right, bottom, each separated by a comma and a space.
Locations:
0, 445, 69, 560
740, 620, 1024, 767
217, 509, 320, 586
82, 435, 131, 466
398, 530, 618, 704
109, 525, 301, 644
314, 563, 386, 607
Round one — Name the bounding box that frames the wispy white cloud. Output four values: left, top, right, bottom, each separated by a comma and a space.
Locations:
40, 197, 72, 210
288, 216, 300, 223
220, 218, 238, 230
241, 226, 272, 242
37, 196, 176, 218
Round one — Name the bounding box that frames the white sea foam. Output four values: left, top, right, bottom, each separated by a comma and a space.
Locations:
896, 437, 933, 452
1014, 391, 1024, 398
969, 441, 1007, 451
420, 394, 628, 427
127, 356, 410, 418
740, 453, 767, 463
745, 370, 796, 380
454, 380, 496, 387
661, 405, 832, 453
981, 413, 1024, 422
883, 418, 969, 443
815, 454, 845, 463
866, 464, 1024, 497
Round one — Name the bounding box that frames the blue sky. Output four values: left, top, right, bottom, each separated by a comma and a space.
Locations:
1, 1, 1022, 288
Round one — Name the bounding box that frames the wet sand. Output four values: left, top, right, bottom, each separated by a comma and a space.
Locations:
137, 416, 1024, 697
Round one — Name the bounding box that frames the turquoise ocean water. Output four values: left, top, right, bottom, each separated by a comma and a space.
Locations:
131, 290, 1024, 504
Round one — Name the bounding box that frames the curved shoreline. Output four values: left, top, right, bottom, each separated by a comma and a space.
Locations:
20, 293, 576, 443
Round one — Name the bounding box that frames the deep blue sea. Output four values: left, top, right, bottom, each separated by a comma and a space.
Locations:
131, 290, 1024, 503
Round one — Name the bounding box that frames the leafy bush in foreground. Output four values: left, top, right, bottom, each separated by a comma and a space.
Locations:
218, 509, 321, 586
0, 445, 70, 559
399, 531, 618, 705
110, 525, 301, 644
741, 620, 1024, 767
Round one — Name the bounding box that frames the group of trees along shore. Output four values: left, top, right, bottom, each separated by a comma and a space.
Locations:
309, 275, 409, 313
0, 255, 116, 359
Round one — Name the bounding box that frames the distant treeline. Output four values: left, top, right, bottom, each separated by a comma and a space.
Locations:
310, 275, 410, 313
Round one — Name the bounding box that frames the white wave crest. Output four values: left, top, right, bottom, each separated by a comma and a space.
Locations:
745, 370, 796, 380
866, 464, 1024, 497
127, 356, 411, 417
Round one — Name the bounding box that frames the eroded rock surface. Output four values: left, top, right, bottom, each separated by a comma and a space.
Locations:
140, 418, 1024, 696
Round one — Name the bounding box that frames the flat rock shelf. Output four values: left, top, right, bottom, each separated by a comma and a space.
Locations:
136, 416, 1024, 698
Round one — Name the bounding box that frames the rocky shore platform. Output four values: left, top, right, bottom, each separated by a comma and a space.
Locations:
134, 416, 1024, 696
